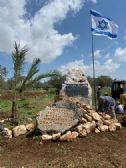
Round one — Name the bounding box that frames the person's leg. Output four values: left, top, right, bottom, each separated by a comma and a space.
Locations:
111, 106, 116, 119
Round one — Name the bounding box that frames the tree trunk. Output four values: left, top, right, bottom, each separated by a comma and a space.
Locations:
11, 101, 19, 125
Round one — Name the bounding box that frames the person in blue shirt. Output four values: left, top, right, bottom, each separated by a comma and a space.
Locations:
98, 93, 116, 119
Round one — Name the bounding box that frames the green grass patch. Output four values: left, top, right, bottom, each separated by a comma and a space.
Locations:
18, 92, 55, 124
0, 90, 55, 125
0, 100, 11, 113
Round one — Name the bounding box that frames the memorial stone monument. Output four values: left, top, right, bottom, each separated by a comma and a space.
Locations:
60, 68, 92, 106
37, 99, 83, 134
37, 68, 92, 134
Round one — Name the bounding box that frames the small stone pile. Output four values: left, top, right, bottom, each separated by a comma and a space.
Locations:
0, 122, 35, 139
41, 97, 121, 142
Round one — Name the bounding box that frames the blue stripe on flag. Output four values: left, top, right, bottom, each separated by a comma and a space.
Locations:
90, 10, 102, 17
91, 28, 117, 38
90, 10, 112, 21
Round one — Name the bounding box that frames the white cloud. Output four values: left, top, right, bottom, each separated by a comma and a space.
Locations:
124, 30, 126, 40
114, 47, 126, 62
91, 49, 110, 60
0, 0, 84, 63
84, 59, 120, 77
59, 44, 126, 79
103, 53, 110, 60
59, 59, 120, 78
66, 46, 126, 78
89, 0, 97, 3
59, 60, 86, 75
94, 49, 101, 59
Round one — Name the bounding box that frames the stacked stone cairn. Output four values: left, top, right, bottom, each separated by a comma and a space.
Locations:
40, 96, 121, 142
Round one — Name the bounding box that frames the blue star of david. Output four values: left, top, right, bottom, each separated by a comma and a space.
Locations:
98, 19, 108, 30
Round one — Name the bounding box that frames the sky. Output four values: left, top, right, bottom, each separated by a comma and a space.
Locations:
0, 0, 126, 80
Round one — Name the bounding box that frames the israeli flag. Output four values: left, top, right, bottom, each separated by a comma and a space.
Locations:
90, 9, 118, 39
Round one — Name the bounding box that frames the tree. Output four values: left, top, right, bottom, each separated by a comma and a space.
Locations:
96, 75, 112, 87
47, 70, 66, 93
87, 75, 113, 88
0, 65, 7, 79
0, 65, 7, 89
87, 76, 93, 87
11, 42, 54, 125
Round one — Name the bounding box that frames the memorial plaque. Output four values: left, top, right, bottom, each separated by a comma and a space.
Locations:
37, 106, 80, 133
65, 84, 88, 97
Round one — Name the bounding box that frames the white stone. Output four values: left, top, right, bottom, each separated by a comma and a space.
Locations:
99, 125, 109, 132
103, 114, 111, 120
13, 125, 27, 137
42, 134, 52, 141
60, 131, 72, 142
82, 121, 96, 134
27, 117, 33, 123
80, 117, 87, 123
110, 119, 118, 123
82, 123, 91, 134
83, 114, 92, 122
81, 109, 88, 114
81, 104, 87, 109
91, 112, 101, 121
2, 128, 12, 138
109, 124, 116, 132
78, 129, 87, 137
60, 131, 78, 141
52, 133, 61, 140
96, 120, 103, 127
109, 123, 121, 132
71, 131, 79, 139
114, 123, 122, 130
102, 119, 111, 126
90, 121, 96, 132
95, 128, 100, 134
0, 119, 5, 123
84, 105, 92, 111
77, 124, 83, 132
26, 123, 35, 132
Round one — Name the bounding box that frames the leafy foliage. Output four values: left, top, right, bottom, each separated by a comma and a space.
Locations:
0, 65, 7, 79
47, 70, 66, 91
0, 65, 8, 89
88, 75, 113, 88
11, 42, 55, 124
96, 75, 113, 87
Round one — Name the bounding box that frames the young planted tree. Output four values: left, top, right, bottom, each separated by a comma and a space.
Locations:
11, 42, 54, 125
11, 42, 27, 125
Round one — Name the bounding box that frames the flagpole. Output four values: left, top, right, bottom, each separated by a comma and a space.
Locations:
90, 9, 118, 111
91, 32, 97, 111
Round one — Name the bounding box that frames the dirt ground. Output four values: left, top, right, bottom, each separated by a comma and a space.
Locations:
0, 91, 48, 100
0, 128, 126, 168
